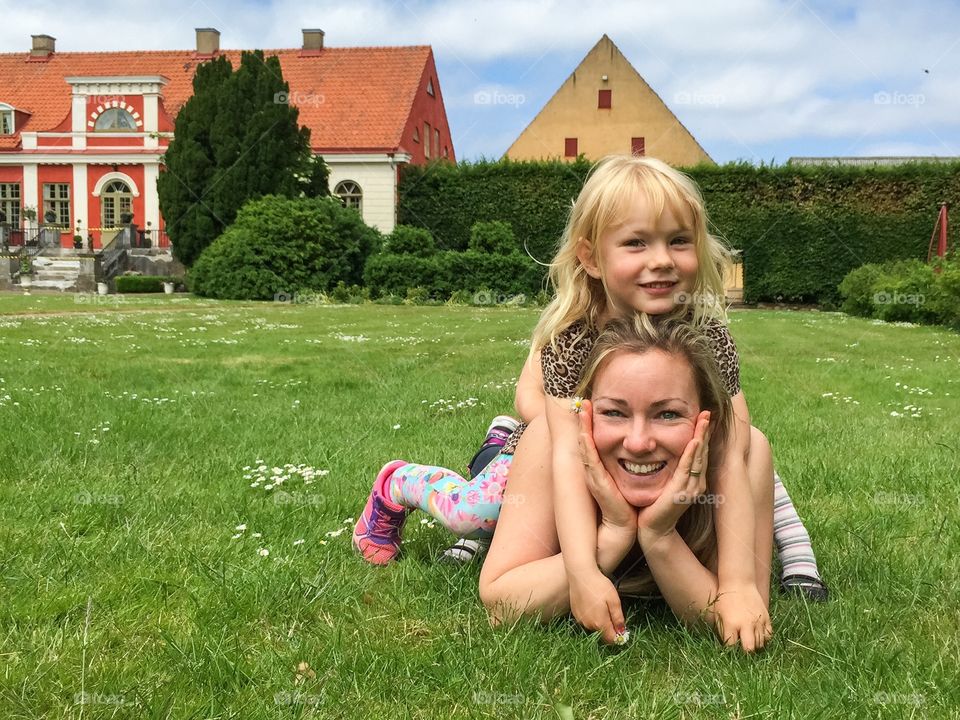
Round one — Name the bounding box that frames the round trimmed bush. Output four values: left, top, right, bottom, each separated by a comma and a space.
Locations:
189, 195, 380, 300
384, 225, 437, 257
469, 220, 516, 255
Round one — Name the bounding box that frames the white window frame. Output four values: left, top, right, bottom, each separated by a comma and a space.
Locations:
334, 180, 362, 212
0, 182, 20, 226
94, 107, 138, 131
43, 183, 71, 226
0, 104, 14, 135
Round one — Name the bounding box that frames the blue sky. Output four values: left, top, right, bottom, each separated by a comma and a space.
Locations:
2, 0, 959, 164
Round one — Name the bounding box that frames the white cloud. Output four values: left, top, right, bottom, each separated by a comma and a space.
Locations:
2, 0, 959, 161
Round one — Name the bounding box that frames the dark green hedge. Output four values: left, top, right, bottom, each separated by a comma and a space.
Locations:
399, 159, 960, 303
116, 275, 178, 293
363, 250, 543, 300
399, 158, 593, 263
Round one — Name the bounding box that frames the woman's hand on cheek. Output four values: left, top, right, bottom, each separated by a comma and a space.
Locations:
578, 399, 638, 532
637, 411, 711, 543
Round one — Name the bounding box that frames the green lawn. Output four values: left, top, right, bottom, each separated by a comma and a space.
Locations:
1, 292, 958, 719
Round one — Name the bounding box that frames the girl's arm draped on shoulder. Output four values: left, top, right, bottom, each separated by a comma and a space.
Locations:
713, 391, 755, 585
701, 322, 757, 588
703, 323, 772, 650
546, 394, 599, 572
514, 348, 545, 423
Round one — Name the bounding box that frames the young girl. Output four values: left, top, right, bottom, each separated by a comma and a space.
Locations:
479, 314, 774, 649
354, 156, 824, 651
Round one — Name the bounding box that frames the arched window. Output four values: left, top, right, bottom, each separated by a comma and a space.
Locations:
101, 180, 133, 228
95, 107, 137, 131
334, 181, 362, 212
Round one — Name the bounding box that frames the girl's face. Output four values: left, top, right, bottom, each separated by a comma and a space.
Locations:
584, 192, 699, 318
590, 349, 700, 508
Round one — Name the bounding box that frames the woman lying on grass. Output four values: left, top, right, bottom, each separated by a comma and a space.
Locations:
477, 314, 775, 649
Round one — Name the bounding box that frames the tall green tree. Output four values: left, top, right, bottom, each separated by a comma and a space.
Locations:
159, 51, 329, 266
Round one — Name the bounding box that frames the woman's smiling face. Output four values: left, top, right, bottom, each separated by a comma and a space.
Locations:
589, 349, 700, 507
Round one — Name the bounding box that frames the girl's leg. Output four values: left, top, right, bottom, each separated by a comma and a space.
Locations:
747, 427, 775, 606
749, 426, 828, 601
387, 455, 511, 537
441, 415, 520, 563
353, 455, 510, 565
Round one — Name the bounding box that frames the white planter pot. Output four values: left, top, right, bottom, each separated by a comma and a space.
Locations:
20, 276, 33, 289
163, 282, 175, 294
97, 282, 109, 295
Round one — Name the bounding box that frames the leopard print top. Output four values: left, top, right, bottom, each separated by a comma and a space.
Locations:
500, 319, 741, 455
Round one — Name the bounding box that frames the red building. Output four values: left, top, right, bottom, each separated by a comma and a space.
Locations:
0, 28, 454, 250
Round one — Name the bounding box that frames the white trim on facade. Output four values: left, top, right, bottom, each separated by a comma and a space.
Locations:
0, 153, 163, 165
64, 76, 169, 95
92, 171, 141, 197
143, 92, 160, 148
73, 163, 88, 235
71, 95, 87, 150
22, 164, 38, 228
143, 163, 160, 232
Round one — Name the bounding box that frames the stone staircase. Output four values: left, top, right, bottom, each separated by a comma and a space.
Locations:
27, 256, 82, 291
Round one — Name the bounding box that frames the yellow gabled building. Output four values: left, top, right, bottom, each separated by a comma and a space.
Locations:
505, 35, 712, 167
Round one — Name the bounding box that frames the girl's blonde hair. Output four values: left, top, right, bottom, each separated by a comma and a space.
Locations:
575, 313, 734, 597
532, 155, 735, 352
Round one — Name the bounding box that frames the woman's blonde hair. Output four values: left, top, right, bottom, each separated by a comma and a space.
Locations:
574, 313, 734, 597
532, 155, 735, 352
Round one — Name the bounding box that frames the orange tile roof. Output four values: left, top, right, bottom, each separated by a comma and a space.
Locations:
0, 45, 432, 152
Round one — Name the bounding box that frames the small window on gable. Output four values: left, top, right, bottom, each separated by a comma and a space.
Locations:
0, 107, 14, 135
631, 137, 645, 156
334, 180, 363, 212
424, 122, 432, 159
94, 107, 137, 131
427, 78, 435, 97
564, 137, 578, 158
413, 127, 420, 143
598, 89, 612, 109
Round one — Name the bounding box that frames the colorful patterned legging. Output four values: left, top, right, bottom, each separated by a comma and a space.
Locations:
386, 453, 513, 539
